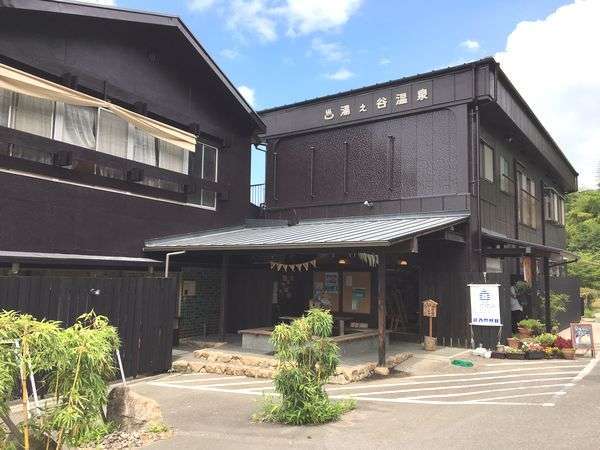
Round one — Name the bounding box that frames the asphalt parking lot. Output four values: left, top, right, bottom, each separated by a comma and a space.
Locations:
130, 356, 600, 449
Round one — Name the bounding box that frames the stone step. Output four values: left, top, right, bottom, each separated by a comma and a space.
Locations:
172, 359, 275, 379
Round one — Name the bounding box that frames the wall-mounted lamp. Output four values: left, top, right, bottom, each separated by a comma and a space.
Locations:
89, 288, 101, 296
363, 200, 374, 208
397, 259, 408, 267
338, 257, 348, 265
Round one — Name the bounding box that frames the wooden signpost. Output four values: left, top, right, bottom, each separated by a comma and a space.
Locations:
422, 299, 438, 351
570, 323, 595, 358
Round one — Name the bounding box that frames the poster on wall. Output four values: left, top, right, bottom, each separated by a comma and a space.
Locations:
351, 288, 366, 311
468, 284, 502, 326
324, 272, 339, 293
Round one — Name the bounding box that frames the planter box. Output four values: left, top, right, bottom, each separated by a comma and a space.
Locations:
491, 351, 506, 359
506, 338, 520, 349
505, 352, 526, 360
526, 351, 544, 360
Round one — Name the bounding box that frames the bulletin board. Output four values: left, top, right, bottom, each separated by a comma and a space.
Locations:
313, 272, 340, 312
342, 272, 371, 314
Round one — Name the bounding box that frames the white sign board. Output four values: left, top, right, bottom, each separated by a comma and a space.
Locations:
468, 284, 502, 326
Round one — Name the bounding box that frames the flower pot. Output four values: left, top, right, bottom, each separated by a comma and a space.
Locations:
562, 348, 576, 360
517, 327, 532, 338
526, 351, 544, 360
491, 351, 506, 359
506, 337, 520, 349
506, 352, 526, 360
424, 336, 437, 351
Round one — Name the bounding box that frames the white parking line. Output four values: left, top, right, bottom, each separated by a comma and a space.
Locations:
165, 376, 248, 384
343, 377, 575, 397
400, 383, 572, 400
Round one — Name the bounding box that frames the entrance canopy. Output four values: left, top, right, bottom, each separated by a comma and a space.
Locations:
144, 212, 469, 252
481, 229, 577, 262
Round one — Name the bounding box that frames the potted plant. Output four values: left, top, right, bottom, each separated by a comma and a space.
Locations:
523, 341, 545, 360
544, 346, 561, 359
506, 336, 520, 349
491, 345, 505, 359
535, 332, 557, 348
518, 319, 544, 337
504, 346, 526, 360
555, 336, 575, 360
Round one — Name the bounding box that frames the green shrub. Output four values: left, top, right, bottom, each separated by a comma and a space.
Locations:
254, 308, 355, 425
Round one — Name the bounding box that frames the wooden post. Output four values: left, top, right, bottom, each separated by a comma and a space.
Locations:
378, 253, 386, 366
543, 256, 551, 332
219, 254, 229, 339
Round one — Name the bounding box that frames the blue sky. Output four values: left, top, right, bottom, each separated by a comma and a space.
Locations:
90, 0, 599, 188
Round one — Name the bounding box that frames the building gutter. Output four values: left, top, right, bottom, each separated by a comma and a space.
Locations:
164, 251, 185, 278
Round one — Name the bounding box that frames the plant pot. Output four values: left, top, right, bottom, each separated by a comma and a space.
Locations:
424, 336, 437, 351
562, 348, 576, 360
491, 351, 506, 359
506, 352, 526, 360
526, 351, 544, 360
507, 337, 520, 349
517, 327, 532, 338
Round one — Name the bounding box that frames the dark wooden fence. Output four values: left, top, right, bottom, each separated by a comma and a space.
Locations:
0, 275, 177, 377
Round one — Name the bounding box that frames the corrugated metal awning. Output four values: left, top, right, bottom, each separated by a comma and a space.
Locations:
481, 229, 578, 261
0, 250, 160, 266
144, 212, 469, 252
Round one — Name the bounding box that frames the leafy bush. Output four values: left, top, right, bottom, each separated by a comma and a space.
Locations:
554, 336, 573, 349
254, 308, 355, 425
0, 311, 119, 449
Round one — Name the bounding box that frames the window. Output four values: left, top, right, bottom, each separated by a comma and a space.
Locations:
481, 142, 494, 182
132, 127, 156, 166
499, 156, 511, 193
97, 109, 129, 158
59, 103, 97, 149
517, 170, 537, 228
158, 140, 189, 174
0, 88, 11, 127
12, 92, 54, 138
200, 143, 218, 209
485, 257, 503, 273
544, 189, 566, 226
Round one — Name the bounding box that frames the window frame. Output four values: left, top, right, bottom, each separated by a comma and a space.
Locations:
480, 141, 494, 183
499, 155, 511, 193
544, 188, 566, 226
517, 169, 537, 229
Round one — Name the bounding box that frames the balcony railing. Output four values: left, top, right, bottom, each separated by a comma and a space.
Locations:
250, 183, 265, 206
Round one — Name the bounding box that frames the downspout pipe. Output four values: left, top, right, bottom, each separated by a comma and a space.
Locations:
164, 251, 185, 278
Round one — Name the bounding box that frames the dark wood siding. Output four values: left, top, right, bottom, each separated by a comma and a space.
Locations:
266, 105, 469, 220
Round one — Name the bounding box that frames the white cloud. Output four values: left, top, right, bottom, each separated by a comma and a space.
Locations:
188, 0, 218, 11
237, 85, 256, 107
460, 39, 480, 51
495, 0, 600, 189
281, 0, 363, 37
379, 57, 391, 66
227, 0, 278, 43
224, 0, 362, 43
57, 0, 116, 5
325, 68, 354, 81
220, 48, 240, 60
310, 38, 348, 62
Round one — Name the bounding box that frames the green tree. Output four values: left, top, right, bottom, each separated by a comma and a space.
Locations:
255, 308, 354, 425
566, 190, 600, 290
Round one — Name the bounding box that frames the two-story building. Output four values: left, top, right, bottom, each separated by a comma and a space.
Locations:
0, 0, 265, 344
145, 58, 579, 362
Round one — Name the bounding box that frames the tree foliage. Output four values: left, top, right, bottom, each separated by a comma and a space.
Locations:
255, 308, 355, 425
566, 190, 600, 290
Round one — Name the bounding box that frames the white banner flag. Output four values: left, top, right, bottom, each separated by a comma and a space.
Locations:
468, 284, 502, 326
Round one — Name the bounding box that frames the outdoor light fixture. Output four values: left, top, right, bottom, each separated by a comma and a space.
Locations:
338, 257, 348, 265
362, 200, 374, 208
398, 259, 408, 266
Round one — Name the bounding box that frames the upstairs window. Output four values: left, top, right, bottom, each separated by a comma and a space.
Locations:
517, 170, 536, 228
499, 156, 511, 193
59, 103, 97, 149
545, 189, 566, 226
12, 92, 54, 139
96, 109, 129, 158
481, 141, 494, 182
0, 88, 10, 127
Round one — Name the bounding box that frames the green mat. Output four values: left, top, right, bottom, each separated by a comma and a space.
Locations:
451, 359, 474, 368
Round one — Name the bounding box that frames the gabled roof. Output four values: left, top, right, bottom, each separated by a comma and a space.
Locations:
144, 212, 470, 252
1, 0, 265, 132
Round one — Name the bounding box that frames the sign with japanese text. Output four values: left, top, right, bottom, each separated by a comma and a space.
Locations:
468, 284, 502, 327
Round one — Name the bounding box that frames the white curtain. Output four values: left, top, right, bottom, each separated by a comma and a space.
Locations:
0, 87, 11, 127
13, 93, 54, 138
132, 126, 156, 166
61, 104, 97, 149
202, 144, 217, 181
158, 140, 187, 173
97, 109, 128, 158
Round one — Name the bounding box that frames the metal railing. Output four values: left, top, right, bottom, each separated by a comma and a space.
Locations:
250, 183, 265, 206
